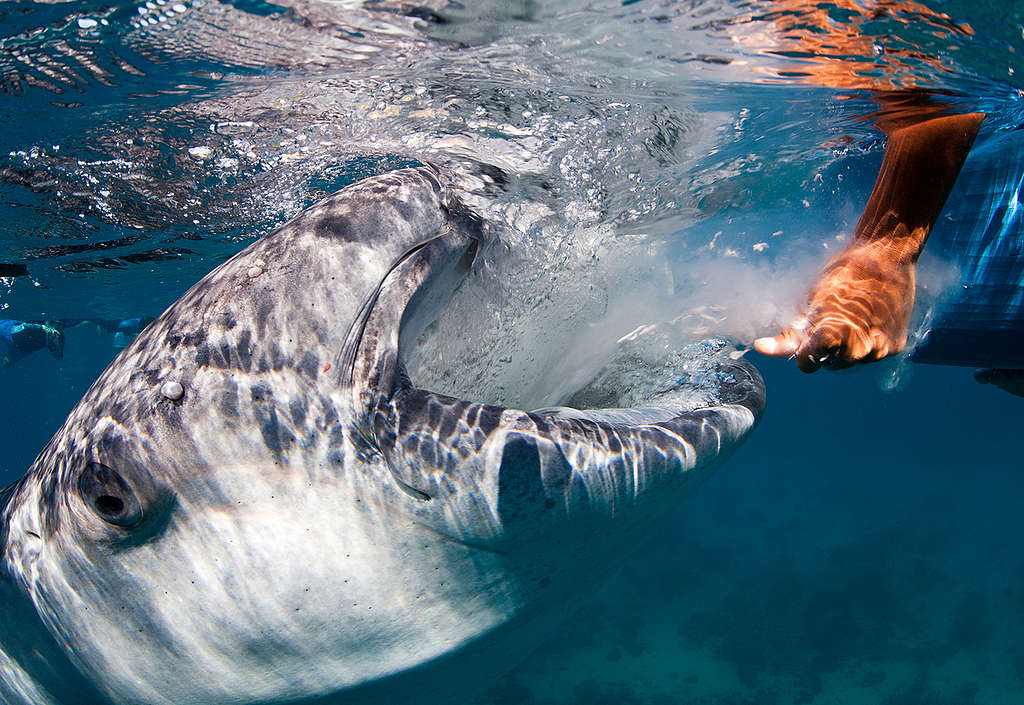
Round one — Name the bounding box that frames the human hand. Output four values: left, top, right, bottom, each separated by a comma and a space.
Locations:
754, 239, 916, 372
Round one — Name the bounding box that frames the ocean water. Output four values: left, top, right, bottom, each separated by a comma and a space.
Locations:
0, 0, 1021, 703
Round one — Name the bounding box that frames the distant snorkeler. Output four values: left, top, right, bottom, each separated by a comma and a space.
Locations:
0, 319, 63, 368
86, 316, 154, 348
734, 0, 1023, 396
0, 317, 153, 368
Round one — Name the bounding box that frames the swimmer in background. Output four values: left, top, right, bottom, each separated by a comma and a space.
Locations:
732, 1, 1021, 394
0, 319, 63, 368
80, 316, 153, 349
0, 317, 152, 368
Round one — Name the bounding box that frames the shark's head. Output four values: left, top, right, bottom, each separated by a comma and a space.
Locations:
0, 167, 764, 705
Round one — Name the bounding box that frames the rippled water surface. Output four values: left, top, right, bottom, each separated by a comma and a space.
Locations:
2, 1, 1023, 703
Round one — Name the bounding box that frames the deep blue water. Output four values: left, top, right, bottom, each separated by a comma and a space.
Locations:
504, 357, 1023, 704
1, 0, 1023, 703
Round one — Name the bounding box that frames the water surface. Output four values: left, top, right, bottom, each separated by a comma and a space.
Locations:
1, 1, 1021, 703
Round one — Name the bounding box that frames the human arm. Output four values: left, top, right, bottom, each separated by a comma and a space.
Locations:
755, 110, 986, 372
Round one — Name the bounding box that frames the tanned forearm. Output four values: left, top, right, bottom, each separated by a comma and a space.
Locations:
854, 112, 986, 261
755, 109, 985, 371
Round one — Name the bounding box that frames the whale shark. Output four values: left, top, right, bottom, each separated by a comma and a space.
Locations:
0, 166, 765, 705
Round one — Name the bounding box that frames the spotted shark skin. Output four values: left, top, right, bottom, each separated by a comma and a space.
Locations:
0, 167, 765, 705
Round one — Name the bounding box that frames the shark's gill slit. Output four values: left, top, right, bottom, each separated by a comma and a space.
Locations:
391, 474, 432, 502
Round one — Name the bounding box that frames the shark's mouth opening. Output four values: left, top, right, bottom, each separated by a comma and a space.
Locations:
285, 167, 767, 555
396, 218, 757, 418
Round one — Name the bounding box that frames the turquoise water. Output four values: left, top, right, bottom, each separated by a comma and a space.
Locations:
1, 0, 1022, 703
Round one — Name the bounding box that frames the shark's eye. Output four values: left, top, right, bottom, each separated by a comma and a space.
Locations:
78, 462, 143, 528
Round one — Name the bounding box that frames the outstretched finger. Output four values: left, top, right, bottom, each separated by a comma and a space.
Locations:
753, 327, 804, 358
